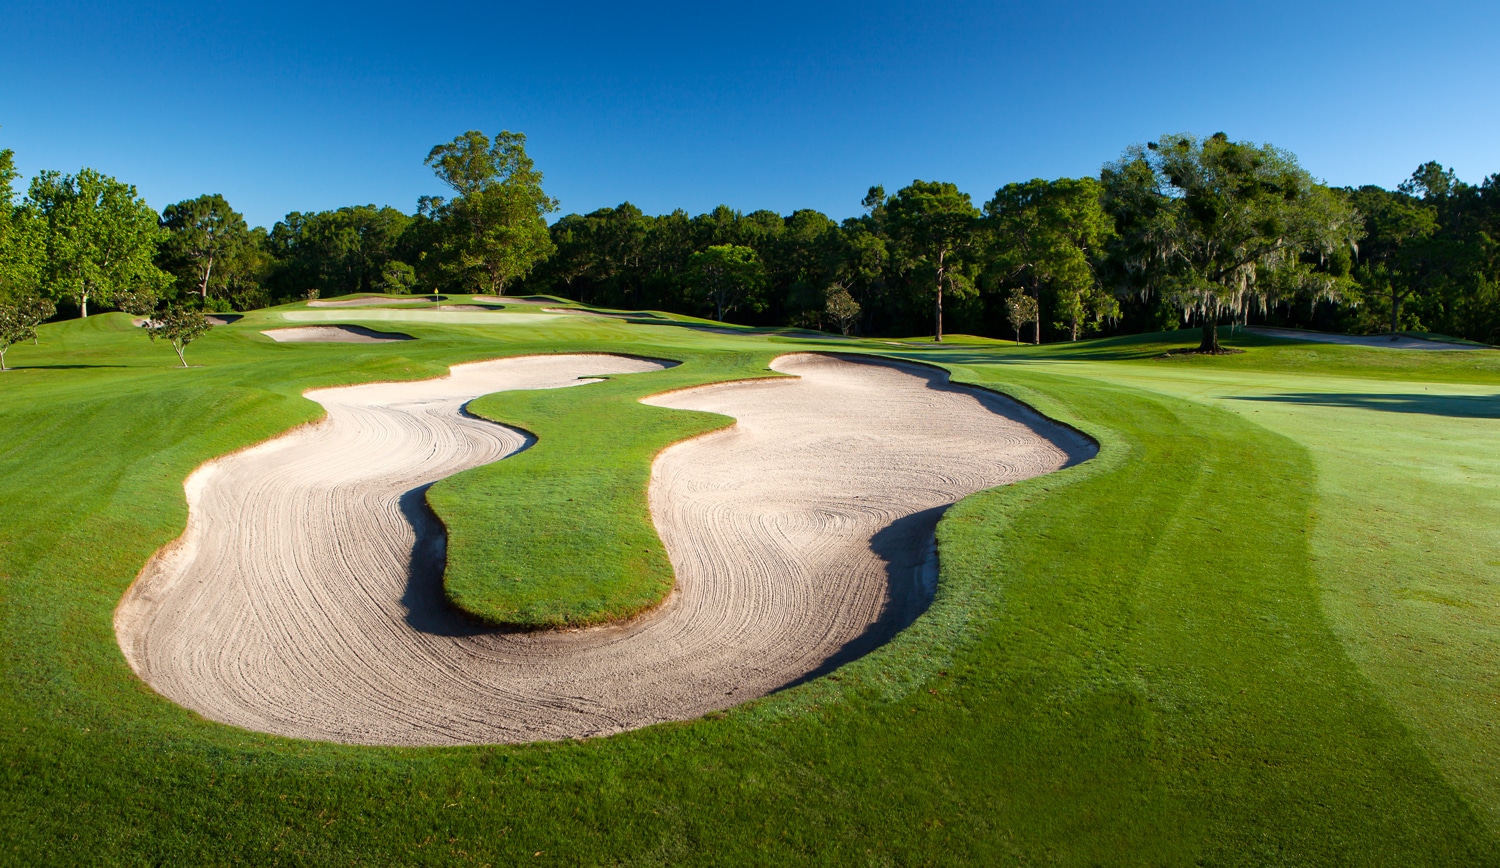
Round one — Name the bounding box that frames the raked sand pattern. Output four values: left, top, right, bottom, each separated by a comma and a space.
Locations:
116, 353, 1093, 745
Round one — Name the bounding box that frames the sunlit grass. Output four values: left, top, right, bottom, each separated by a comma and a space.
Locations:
1, 315, 1495, 863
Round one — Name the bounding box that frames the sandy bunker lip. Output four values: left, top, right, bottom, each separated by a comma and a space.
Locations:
262, 325, 415, 343
133, 314, 243, 327
115, 353, 1094, 746
306, 295, 448, 308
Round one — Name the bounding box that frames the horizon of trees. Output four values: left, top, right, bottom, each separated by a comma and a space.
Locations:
3, 131, 1498, 345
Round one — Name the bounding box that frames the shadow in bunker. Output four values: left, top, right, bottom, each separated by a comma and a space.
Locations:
398, 484, 494, 638
775, 505, 947, 692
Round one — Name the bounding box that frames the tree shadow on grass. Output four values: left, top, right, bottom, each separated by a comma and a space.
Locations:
6, 363, 133, 370
1234, 392, 1500, 419
775, 505, 946, 692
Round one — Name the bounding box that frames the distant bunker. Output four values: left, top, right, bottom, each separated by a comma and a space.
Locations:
262, 325, 415, 343
132, 314, 243, 327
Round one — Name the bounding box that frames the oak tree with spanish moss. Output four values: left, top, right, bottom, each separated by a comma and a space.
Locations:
1102, 133, 1361, 353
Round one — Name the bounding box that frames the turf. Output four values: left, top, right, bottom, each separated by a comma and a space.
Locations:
0, 310, 1497, 864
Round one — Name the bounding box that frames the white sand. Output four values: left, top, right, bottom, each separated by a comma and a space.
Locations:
115, 353, 1093, 745
132, 314, 241, 327
306, 296, 441, 308
543, 307, 631, 318
262, 325, 414, 343
279, 310, 564, 325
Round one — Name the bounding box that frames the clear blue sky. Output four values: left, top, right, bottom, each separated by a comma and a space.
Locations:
3, 0, 1496, 229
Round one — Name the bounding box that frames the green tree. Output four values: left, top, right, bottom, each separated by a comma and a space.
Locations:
0, 303, 32, 370
986, 177, 1117, 342
425, 130, 557, 294
883, 180, 979, 342
1005, 288, 1038, 344
114, 290, 157, 317
265, 206, 410, 299
0, 147, 43, 303
1102, 133, 1362, 352
0, 296, 51, 365
1345, 184, 1439, 335
377, 260, 418, 294
824, 285, 861, 335
25, 168, 170, 316
20, 296, 55, 342
146, 305, 213, 367
159, 194, 251, 300
686, 244, 765, 321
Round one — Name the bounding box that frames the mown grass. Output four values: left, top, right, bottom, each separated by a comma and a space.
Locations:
438, 354, 782, 626
0, 312, 1496, 863
961, 331, 1500, 833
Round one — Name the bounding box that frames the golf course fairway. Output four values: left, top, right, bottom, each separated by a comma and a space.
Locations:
1, 302, 1497, 864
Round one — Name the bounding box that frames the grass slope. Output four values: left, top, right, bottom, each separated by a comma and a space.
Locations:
0, 314, 1496, 863
940, 332, 1500, 833
437, 354, 781, 626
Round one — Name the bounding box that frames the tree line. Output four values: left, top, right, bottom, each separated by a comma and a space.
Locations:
3, 129, 1498, 349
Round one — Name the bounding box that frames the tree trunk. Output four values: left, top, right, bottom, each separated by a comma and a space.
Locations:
175, 342, 188, 367
200, 256, 214, 299
934, 278, 944, 342
80, 293, 88, 318
1070, 316, 1078, 342
1198, 314, 1221, 352
1032, 287, 1040, 345
1, 347, 8, 371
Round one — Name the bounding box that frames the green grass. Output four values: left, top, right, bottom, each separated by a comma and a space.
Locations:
1, 313, 1497, 864
437, 355, 782, 626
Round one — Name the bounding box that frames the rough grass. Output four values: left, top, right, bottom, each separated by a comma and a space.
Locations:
0, 314, 1496, 863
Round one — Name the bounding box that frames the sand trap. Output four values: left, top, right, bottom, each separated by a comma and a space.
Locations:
262, 325, 414, 343
543, 307, 631, 318
307, 296, 446, 308
115, 353, 1092, 745
437, 304, 505, 312
544, 307, 665, 319
132, 314, 242, 327
280, 310, 563, 326
1247, 327, 1490, 351
473, 295, 555, 304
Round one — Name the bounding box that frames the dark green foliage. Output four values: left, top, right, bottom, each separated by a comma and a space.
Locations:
262, 204, 414, 299
421, 130, 557, 294
5, 131, 1500, 344
1100, 133, 1362, 352
984, 177, 1117, 342
145, 305, 213, 366
158, 194, 255, 302
686, 243, 765, 321
883, 180, 980, 342
23, 167, 171, 317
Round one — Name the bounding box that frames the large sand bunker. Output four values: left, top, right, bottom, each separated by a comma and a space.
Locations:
306, 296, 446, 308
116, 353, 1093, 745
473, 295, 555, 304
263, 325, 414, 343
